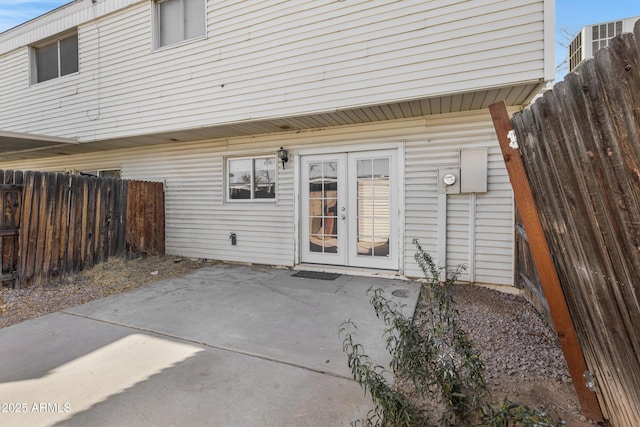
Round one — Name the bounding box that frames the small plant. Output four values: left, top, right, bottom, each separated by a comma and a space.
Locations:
479, 398, 560, 427
340, 318, 420, 426
340, 241, 561, 426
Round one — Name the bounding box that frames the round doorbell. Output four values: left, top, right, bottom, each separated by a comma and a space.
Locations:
442, 173, 457, 186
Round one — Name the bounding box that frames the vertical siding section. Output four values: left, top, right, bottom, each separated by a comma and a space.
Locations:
446, 195, 471, 280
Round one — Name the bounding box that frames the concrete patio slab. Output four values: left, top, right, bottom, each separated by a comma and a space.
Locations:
0, 264, 421, 426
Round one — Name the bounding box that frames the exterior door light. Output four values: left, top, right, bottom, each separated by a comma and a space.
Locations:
278, 147, 289, 169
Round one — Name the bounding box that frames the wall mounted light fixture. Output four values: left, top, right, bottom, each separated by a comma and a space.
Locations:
277, 147, 289, 169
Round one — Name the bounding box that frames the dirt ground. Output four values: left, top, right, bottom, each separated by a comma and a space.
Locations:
0, 255, 216, 328
0, 256, 599, 425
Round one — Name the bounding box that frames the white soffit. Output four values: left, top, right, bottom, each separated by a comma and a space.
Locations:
0, 83, 543, 161
0, 130, 78, 156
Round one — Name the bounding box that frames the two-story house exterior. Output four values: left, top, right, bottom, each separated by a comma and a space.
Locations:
0, 0, 554, 284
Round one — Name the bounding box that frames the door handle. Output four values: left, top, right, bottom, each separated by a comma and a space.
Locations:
340, 214, 346, 220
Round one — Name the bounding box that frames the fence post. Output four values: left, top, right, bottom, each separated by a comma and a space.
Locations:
0, 170, 23, 289
489, 101, 604, 422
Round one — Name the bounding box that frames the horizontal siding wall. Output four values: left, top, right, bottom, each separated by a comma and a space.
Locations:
1, 142, 296, 267
403, 114, 515, 284
0, 111, 515, 285
0, 0, 546, 141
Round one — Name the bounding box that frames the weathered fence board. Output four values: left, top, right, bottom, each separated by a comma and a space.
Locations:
490, 102, 603, 422
0, 170, 164, 288
125, 180, 165, 256
514, 209, 552, 327
0, 171, 22, 288
500, 21, 640, 426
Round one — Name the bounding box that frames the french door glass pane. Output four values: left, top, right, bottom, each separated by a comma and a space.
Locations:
356, 158, 390, 257
324, 235, 338, 253
308, 161, 339, 254
373, 158, 389, 177
309, 162, 322, 181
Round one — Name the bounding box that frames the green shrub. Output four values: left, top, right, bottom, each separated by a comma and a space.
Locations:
339, 241, 561, 426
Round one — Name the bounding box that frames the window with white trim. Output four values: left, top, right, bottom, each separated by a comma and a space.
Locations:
155, 0, 206, 48
32, 31, 78, 84
227, 157, 277, 201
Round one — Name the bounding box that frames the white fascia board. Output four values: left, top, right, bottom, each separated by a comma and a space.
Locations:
544, 0, 556, 82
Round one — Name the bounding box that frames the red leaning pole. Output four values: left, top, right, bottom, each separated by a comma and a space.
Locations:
489, 101, 604, 423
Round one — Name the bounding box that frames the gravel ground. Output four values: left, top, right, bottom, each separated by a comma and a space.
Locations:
453, 283, 569, 383
445, 284, 592, 425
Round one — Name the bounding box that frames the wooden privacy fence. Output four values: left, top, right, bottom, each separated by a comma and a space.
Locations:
514, 208, 552, 327
0, 170, 164, 288
491, 21, 640, 427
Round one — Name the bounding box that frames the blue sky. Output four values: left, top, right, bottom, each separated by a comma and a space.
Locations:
1, 0, 639, 80
0, 0, 69, 32
555, 0, 640, 78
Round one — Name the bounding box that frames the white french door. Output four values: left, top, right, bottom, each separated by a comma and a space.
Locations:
301, 153, 347, 265
300, 150, 398, 270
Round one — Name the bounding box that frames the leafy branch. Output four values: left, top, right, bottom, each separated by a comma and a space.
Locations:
339, 241, 562, 426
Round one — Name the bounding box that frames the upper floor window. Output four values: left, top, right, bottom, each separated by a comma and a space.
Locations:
32, 31, 78, 84
155, 0, 206, 48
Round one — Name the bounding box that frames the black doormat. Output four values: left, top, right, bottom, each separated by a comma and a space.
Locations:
291, 271, 341, 280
